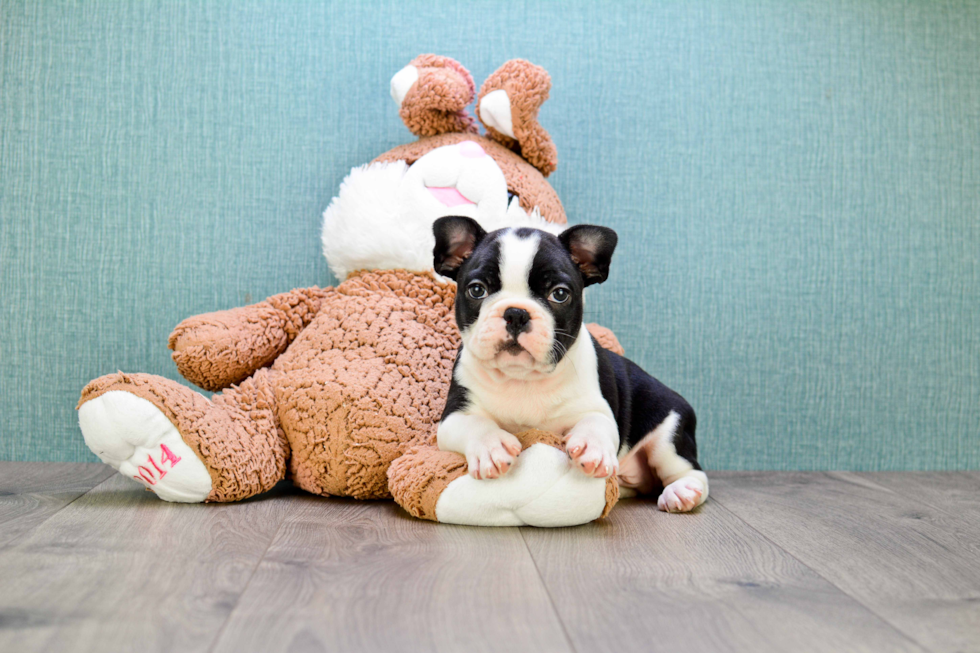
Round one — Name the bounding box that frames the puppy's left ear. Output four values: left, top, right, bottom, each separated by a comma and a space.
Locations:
559, 225, 618, 286
433, 216, 487, 280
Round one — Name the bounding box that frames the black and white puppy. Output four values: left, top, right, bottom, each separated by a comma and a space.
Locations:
432, 216, 708, 513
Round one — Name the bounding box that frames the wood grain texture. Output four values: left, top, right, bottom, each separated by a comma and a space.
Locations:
520, 497, 924, 653
855, 472, 980, 521
210, 497, 573, 653
0, 474, 294, 653
0, 461, 114, 547
711, 472, 980, 653
4, 466, 978, 653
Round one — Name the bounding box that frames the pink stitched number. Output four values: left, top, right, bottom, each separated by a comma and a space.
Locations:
133, 444, 182, 486
147, 455, 166, 476
159, 443, 182, 467
136, 466, 156, 485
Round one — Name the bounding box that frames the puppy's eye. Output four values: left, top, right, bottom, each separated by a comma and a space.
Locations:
507, 190, 519, 204
549, 287, 571, 304
466, 282, 488, 300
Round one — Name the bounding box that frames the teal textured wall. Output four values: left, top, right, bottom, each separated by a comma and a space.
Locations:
1, 1, 978, 469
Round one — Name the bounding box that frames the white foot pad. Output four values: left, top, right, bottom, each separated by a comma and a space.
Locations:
435, 444, 608, 527
78, 391, 212, 503
658, 473, 708, 513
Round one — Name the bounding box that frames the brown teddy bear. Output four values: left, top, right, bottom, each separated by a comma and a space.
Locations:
77, 55, 623, 526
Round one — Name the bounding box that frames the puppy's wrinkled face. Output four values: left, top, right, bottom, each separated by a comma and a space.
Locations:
433, 217, 617, 378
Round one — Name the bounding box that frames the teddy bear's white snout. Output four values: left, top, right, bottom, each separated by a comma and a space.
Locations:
321, 143, 550, 280
400, 142, 510, 223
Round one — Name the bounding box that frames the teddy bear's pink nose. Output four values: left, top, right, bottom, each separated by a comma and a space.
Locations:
458, 141, 486, 159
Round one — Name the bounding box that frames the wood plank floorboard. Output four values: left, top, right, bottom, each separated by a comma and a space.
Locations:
855, 472, 980, 521
520, 495, 925, 653
710, 471, 980, 653
2, 464, 977, 653
0, 461, 114, 547
210, 495, 573, 653
0, 474, 295, 653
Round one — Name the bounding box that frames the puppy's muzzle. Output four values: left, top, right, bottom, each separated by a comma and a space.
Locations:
503, 307, 531, 338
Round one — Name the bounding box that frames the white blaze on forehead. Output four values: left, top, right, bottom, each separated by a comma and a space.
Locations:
497, 230, 540, 297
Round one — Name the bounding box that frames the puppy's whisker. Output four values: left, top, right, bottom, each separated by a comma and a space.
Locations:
550, 340, 568, 365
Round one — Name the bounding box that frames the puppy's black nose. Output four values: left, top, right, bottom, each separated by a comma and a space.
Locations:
503, 307, 531, 336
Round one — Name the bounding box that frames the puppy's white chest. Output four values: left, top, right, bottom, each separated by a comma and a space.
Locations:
456, 332, 612, 435
475, 382, 571, 433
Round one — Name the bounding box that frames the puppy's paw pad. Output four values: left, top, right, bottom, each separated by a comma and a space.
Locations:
657, 477, 706, 513
78, 391, 212, 503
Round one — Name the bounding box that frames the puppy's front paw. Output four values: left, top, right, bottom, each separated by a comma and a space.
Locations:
564, 428, 618, 479
466, 431, 522, 480
658, 475, 707, 513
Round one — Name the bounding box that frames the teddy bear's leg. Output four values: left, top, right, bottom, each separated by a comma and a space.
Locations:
78, 369, 288, 503
388, 431, 619, 527
387, 446, 468, 521
476, 59, 558, 177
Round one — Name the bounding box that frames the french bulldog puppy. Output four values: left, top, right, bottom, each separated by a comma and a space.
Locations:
432, 217, 708, 512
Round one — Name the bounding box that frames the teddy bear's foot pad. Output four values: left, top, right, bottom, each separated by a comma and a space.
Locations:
434, 444, 608, 527
78, 391, 212, 502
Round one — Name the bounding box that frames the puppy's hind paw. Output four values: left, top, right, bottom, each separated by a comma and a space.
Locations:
658, 475, 708, 513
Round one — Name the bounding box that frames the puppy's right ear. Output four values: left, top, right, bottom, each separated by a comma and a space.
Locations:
433, 216, 487, 280
559, 224, 618, 286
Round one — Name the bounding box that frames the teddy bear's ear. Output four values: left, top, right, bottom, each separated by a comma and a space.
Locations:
476, 60, 558, 177
390, 55, 479, 137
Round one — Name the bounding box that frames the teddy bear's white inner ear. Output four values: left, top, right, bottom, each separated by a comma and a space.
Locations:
479, 89, 515, 138
390, 65, 419, 107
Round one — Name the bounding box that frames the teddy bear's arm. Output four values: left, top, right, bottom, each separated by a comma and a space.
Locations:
168, 286, 334, 392
586, 323, 625, 356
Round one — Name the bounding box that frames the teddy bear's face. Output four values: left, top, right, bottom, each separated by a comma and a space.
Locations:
321, 56, 568, 281
321, 139, 554, 281
376, 133, 566, 228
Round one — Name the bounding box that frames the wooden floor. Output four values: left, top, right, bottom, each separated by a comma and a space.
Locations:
0, 464, 978, 653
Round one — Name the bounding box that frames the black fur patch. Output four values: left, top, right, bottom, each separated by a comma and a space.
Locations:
591, 335, 700, 470
440, 346, 470, 421
527, 233, 584, 365
453, 236, 502, 334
